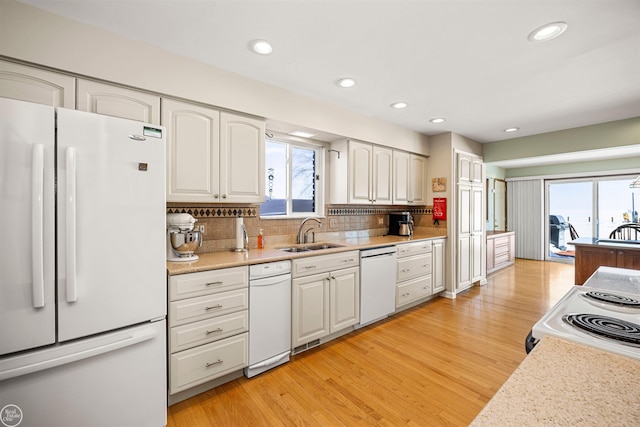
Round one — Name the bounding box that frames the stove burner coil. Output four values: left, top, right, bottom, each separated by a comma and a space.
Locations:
563, 314, 640, 347
583, 291, 640, 308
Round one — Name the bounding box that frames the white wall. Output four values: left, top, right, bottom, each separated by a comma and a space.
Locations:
0, 0, 429, 154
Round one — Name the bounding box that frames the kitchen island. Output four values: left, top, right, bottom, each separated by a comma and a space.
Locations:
571, 237, 640, 284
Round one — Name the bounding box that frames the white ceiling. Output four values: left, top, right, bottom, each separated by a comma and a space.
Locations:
18, 0, 640, 148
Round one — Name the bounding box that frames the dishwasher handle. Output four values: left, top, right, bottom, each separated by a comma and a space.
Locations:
360, 246, 397, 259
250, 273, 292, 287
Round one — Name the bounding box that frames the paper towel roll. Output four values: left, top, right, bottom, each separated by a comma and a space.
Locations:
235, 217, 244, 249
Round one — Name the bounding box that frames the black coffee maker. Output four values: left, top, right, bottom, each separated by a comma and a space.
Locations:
388, 211, 413, 236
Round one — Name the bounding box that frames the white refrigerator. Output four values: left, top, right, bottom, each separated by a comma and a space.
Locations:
0, 97, 167, 427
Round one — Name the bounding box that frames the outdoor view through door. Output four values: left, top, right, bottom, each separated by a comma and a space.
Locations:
546, 175, 640, 260
261, 139, 322, 217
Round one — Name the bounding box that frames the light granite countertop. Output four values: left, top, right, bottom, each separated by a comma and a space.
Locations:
471, 336, 640, 426
166, 231, 447, 275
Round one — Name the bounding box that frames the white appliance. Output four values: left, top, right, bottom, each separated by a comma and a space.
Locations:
245, 260, 291, 378
527, 267, 640, 361
358, 246, 398, 327
0, 98, 167, 427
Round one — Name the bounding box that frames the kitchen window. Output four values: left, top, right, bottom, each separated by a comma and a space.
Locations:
260, 137, 324, 218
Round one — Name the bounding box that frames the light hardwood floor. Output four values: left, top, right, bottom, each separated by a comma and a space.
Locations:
167, 259, 574, 426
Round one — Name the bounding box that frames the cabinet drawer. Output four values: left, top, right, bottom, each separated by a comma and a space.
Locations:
396, 240, 431, 258
494, 236, 510, 247
494, 243, 510, 256
397, 254, 431, 282
169, 333, 248, 395
170, 310, 248, 353
169, 266, 248, 301
396, 275, 432, 308
169, 288, 248, 327
292, 250, 359, 278
495, 253, 511, 266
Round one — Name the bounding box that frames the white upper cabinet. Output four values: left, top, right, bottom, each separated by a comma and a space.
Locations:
163, 99, 265, 203
76, 79, 160, 124
219, 112, 265, 203
163, 98, 220, 203
458, 152, 483, 184
0, 60, 75, 108
330, 139, 393, 205
393, 150, 427, 205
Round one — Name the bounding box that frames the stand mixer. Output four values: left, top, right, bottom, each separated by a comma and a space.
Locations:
166, 213, 202, 262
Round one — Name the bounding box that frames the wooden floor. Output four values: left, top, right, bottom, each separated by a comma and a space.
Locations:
167, 259, 574, 426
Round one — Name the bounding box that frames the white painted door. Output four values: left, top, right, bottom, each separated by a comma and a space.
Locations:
329, 267, 360, 332
392, 150, 410, 204
220, 112, 265, 203
0, 98, 56, 355
56, 109, 166, 341
292, 273, 329, 347
0, 60, 75, 108
349, 141, 373, 203
372, 146, 393, 204
76, 79, 161, 124
163, 98, 220, 202
432, 239, 445, 293
409, 154, 427, 204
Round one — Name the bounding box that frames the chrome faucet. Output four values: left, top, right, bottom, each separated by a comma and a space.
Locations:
297, 217, 322, 244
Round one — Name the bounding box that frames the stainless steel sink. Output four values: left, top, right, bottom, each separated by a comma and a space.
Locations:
278, 243, 345, 252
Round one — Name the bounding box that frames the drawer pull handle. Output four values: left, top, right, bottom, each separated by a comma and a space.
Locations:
304, 265, 317, 270
206, 360, 223, 368
206, 281, 223, 286
205, 304, 223, 311
402, 292, 410, 297
205, 328, 223, 335
402, 268, 410, 272
343, 258, 355, 262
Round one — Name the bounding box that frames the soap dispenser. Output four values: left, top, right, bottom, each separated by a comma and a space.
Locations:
257, 228, 265, 249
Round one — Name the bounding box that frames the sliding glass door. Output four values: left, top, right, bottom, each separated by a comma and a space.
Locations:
545, 174, 639, 261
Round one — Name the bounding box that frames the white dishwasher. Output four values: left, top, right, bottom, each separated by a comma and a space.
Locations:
244, 260, 292, 378
358, 246, 398, 327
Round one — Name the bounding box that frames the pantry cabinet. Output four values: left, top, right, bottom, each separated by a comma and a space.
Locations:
392, 150, 427, 205
76, 79, 161, 124
163, 98, 265, 203
0, 59, 75, 108
291, 251, 360, 351
167, 266, 249, 401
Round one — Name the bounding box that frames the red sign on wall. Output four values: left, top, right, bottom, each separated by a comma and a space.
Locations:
433, 197, 447, 220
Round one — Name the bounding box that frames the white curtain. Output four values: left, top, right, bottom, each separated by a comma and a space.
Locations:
507, 179, 544, 260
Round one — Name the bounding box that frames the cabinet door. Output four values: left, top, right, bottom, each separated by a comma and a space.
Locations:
575, 245, 618, 285
349, 141, 373, 204
392, 150, 411, 204
0, 60, 75, 108
471, 186, 485, 282
432, 239, 446, 293
77, 79, 160, 124
163, 98, 220, 202
486, 237, 496, 273
372, 146, 393, 204
409, 154, 427, 204
617, 250, 640, 271
329, 267, 360, 333
292, 273, 329, 347
219, 112, 265, 203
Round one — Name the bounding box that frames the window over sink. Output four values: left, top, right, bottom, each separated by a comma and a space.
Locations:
260, 136, 325, 218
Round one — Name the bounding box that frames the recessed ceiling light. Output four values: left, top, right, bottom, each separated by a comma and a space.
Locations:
430, 118, 446, 124
504, 127, 520, 133
390, 102, 408, 109
288, 130, 315, 138
336, 77, 357, 88
249, 39, 273, 55
528, 22, 568, 42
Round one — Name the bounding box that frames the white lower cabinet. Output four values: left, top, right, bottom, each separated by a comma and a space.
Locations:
394, 238, 446, 309
168, 266, 249, 397
292, 252, 360, 351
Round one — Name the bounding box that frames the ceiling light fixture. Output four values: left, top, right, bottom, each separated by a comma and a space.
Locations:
430, 118, 445, 124
390, 102, 408, 109
504, 127, 520, 133
288, 130, 315, 138
528, 22, 568, 42
336, 78, 356, 88
249, 39, 273, 55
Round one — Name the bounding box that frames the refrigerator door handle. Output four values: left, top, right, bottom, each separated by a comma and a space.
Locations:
0, 326, 157, 381
31, 144, 45, 308
66, 146, 78, 302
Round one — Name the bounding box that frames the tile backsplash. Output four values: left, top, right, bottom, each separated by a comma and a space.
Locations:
167, 203, 445, 252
